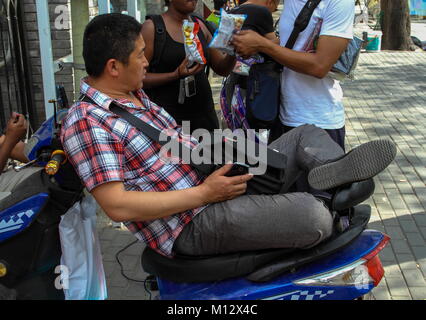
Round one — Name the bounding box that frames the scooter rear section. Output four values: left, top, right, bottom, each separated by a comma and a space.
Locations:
157, 229, 387, 300
143, 205, 390, 300
0, 110, 83, 299
0, 170, 82, 299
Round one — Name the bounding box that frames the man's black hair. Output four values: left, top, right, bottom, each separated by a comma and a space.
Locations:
83, 13, 143, 77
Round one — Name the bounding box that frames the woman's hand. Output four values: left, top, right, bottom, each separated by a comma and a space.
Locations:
175, 57, 205, 78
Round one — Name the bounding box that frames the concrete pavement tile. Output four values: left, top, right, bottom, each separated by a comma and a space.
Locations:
116, 254, 140, 271
396, 253, 420, 271
420, 228, 426, 240
103, 261, 117, 278
119, 240, 145, 256
102, 245, 129, 262
413, 187, 426, 200
367, 221, 386, 234
115, 233, 137, 247
124, 282, 150, 299
401, 268, 426, 288
372, 193, 389, 204
405, 233, 426, 247
376, 204, 396, 217
408, 287, 426, 300
397, 182, 415, 195
386, 276, 411, 298
106, 286, 127, 300
99, 227, 119, 242
394, 209, 412, 221
372, 279, 391, 300
99, 240, 109, 254
128, 264, 150, 281
410, 246, 426, 261
413, 214, 426, 227
400, 220, 421, 233
383, 262, 403, 277
390, 239, 412, 254
418, 260, 426, 278
108, 269, 129, 288
379, 246, 397, 263
391, 296, 412, 300
402, 194, 424, 213
382, 217, 401, 227
384, 226, 406, 240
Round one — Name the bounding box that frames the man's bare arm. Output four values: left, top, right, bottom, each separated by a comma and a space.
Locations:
232, 30, 350, 78
91, 164, 252, 222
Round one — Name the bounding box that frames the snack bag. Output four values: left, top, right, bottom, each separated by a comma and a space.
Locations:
209, 9, 247, 56
183, 20, 207, 65
233, 54, 264, 75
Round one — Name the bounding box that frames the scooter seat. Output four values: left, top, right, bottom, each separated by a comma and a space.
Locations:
142, 205, 371, 283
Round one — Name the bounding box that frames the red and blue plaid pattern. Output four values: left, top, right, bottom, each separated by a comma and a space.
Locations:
61, 79, 207, 257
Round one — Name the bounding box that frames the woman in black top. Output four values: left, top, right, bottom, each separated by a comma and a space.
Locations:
142, 0, 236, 133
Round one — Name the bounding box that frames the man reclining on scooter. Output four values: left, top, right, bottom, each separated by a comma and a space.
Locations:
61, 13, 396, 258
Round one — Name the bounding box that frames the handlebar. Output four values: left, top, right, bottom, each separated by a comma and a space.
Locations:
45, 150, 67, 175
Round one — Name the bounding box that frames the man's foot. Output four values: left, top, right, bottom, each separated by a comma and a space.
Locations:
308, 139, 397, 191
331, 179, 375, 211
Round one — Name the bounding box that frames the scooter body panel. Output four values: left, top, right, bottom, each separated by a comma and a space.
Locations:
25, 110, 68, 163
157, 230, 384, 300
0, 193, 49, 243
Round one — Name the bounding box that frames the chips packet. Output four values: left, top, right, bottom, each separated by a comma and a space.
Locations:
183, 20, 207, 65
209, 9, 247, 56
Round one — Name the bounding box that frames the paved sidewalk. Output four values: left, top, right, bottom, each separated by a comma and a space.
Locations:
96, 51, 426, 300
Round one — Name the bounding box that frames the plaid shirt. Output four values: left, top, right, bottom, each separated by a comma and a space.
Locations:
61, 79, 207, 257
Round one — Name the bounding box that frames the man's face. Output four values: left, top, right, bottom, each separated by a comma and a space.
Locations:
118, 33, 149, 91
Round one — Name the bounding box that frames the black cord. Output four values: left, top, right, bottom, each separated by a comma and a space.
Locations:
115, 240, 157, 300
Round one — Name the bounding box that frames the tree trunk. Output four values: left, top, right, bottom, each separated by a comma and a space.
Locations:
380, 0, 416, 50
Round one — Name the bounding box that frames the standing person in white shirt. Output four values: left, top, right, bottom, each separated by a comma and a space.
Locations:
232, 0, 355, 150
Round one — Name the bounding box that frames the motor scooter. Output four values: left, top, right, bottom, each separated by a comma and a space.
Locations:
0, 109, 83, 300
142, 194, 390, 300
0, 105, 391, 301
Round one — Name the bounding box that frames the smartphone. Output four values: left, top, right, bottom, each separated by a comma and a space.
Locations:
184, 75, 196, 98
226, 162, 250, 177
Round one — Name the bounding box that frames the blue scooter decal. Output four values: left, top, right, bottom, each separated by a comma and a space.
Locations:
0, 193, 49, 243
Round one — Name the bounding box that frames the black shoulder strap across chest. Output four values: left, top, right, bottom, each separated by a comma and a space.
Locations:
146, 15, 167, 73
285, 0, 322, 49
80, 94, 172, 147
